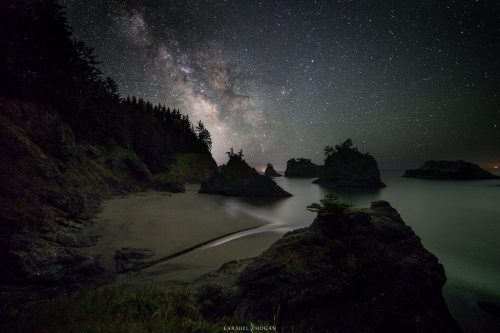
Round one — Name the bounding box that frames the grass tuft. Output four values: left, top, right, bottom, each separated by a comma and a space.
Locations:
1, 286, 270, 333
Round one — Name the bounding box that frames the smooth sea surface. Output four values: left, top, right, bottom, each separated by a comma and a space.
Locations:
214, 170, 500, 333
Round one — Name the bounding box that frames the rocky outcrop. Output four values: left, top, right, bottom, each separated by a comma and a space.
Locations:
0, 99, 178, 301
404, 160, 499, 180
193, 199, 461, 332
0, 0, 219, 303
200, 156, 291, 197
284, 158, 322, 177
314, 141, 385, 188
264, 163, 282, 177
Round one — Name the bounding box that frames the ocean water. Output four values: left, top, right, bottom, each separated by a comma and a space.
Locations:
216, 170, 500, 333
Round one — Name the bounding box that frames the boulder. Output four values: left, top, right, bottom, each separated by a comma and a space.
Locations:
193, 198, 461, 333
404, 160, 499, 180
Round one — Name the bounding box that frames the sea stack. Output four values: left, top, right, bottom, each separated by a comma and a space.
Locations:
199, 149, 291, 197
264, 163, 282, 177
284, 158, 322, 177
193, 197, 461, 332
313, 139, 385, 188
404, 160, 499, 180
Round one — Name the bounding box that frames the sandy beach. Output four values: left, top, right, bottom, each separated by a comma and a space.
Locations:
83, 185, 281, 282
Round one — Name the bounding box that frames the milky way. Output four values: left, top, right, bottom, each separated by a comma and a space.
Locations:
61, 0, 499, 168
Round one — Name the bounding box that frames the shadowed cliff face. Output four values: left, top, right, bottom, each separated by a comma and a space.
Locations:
200, 156, 291, 197
193, 200, 461, 333
0, 1, 218, 301
0, 99, 216, 301
284, 158, 322, 178
404, 160, 500, 180
0, 99, 151, 300
315, 149, 385, 188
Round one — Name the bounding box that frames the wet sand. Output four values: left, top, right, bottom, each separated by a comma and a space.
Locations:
83, 185, 275, 273
119, 231, 281, 286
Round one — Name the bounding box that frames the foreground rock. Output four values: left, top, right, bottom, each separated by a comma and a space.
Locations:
404, 160, 499, 180
200, 152, 291, 197
284, 158, 322, 177
314, 139, 385, 188
193, 198, 461, 332
264, 163, 282, 177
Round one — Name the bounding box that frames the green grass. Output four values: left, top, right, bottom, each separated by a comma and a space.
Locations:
1, 286, 267, 333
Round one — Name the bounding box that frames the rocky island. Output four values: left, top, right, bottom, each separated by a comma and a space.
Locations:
200, 149, 292, 197
404, 160, 500, 180
264, 163, 282, 177
313, 139, 385, 188
193, 196, 461, 332
284, 158, 322, 177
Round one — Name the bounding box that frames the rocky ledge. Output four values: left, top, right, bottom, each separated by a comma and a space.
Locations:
314, 139, 385, 188
200, 152, 291, 197
264, 163, 282, 177
193, 197, 461, 332
404, 160, 499, 180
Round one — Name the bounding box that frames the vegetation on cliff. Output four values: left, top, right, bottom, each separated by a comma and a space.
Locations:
314, 139, 385, 188
193, 197, 461, 332
0, 0, 216, 298
200, 149, 291, 197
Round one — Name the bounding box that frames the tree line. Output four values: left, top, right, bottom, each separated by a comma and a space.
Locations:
0, 0, 212, 173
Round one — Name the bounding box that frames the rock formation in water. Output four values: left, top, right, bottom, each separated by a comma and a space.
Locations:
313, 139, 385, 188
284, 158, 322, 177
264, 163, 282, 177
193, 197, 461, 332
404, 160, 499, 180
200, 150, 291, 197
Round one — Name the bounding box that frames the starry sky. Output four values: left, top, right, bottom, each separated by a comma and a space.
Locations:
61, 0, 499, 169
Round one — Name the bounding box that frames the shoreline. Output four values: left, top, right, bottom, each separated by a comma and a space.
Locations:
82, 185, 274, 275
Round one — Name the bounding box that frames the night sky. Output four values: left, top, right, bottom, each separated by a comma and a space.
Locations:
61, 0, 500, 169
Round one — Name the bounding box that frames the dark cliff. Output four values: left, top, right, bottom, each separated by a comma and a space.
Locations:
0, 99, 139, 299
200, 155, 291, 197
284, 158, 322, 177
404, 160, 499, 180
314, 140, 385, 188
193, 198, 461, 333
0, 1, 216, 300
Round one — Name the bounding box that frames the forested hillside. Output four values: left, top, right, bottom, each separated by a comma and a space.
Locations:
0, 0, 216, 299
